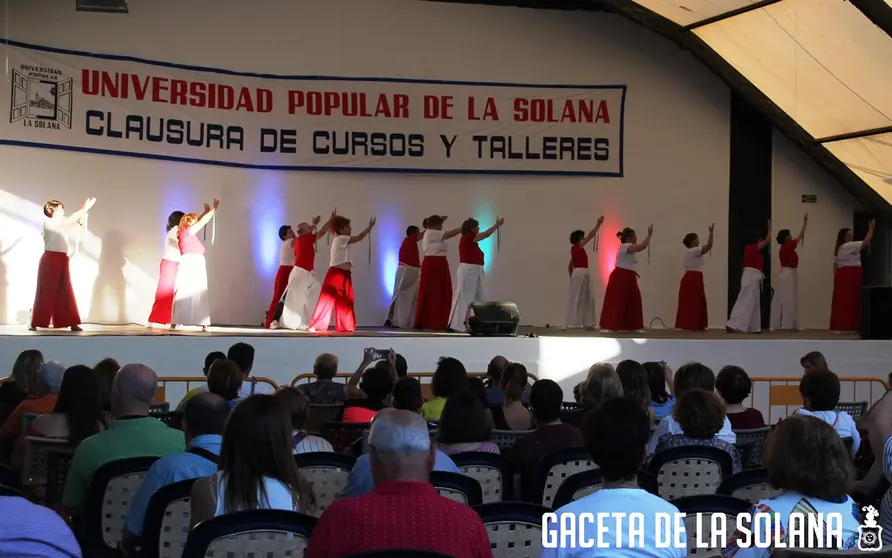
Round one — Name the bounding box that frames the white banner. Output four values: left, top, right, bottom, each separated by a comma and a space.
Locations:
0, 40, 626, 175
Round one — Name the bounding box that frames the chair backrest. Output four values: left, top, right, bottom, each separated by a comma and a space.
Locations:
551, 469, 660, 510
450, 452, 515, 503
20, 412, 39, 434
320, 421, 370, 453
491, 429, 534, 451
45, 449, 76, 506
474, 502, 548, 558
716, 468, 782, 504
182, 509, 317, 558
306, 404, 344, 434
0, 484, 24, 497
429, 471, 483, 506
20, 436, 76, 487
834, 401, 868, 421
671, 494, 751, 556
646, 446, 733, 500
733, 427, 772, 468
294, 452, 356, 517
142, 478, 196, 558
0, 464, 16, 489
86, 456, 161, 558
535, 447, 593, 508
149, 403, 170, 416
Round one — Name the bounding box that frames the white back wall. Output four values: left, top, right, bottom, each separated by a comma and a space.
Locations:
2, 0, 731, 327
771, 130, 864, 329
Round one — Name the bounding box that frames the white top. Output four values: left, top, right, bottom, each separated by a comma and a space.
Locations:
835, 241, 862, 267
683, 246, 704, 271
213, 473, 297, 516
615, 243, 638, 271
278, 239, 294, 266
237, 380, 275, 399
330, 234, 351, 266
793, 408, 860, 455
879, 436, 892, 546
542, 488, 686, 558
42, 218, 74, 253
162, 228, 181, 262
422, 229, 447, 257
648, 414, 736, 454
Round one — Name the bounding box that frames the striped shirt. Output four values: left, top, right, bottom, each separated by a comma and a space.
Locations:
881, 436, 892, 546
292, 431, 333, 454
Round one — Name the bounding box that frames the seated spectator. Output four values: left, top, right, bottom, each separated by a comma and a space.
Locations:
0, 360, 65, 440
272, 387, 333, 453
176, 351, 226, 410
483, 355, 509, 404
645, 361, 675, 420
421, 357, 467, 421
616, 359, 653, 420
437, 392, 499, 455
648, 362, 735, 453
543, 398, 685, 558
654, 389, 742, 473
121, 393, 229, 552
509, 379, 583, 499
492, 363, 533, 430
0, 349, 43, 427
861, 387, 892, 543
305, 410, 492, 558
300, 353, 346, 404
794, 369, 860, 455
340, 409, 459, 498
342, 366, 394, 423
92, 357, 120, 416
716, 365, 765, 430
206, 359, 243, 407
723, 415, 860, 556
345, 348, 397, 402
466, 377, 495, 429
391, 377, 423, 413
189, 394, 315, 527
228, 342, 274, 397
63, 364, 185, 512
800, 350, 828, 374
579, 364, 623, 412
0, 495, 82, 558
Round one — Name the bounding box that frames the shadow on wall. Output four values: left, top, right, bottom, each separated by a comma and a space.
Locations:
0, 237, 23, 325
88, 229, 127, 323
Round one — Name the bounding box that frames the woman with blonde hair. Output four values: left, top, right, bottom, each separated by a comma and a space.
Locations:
171, 198, 219, 331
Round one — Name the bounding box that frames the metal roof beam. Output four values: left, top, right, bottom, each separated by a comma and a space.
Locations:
685, 0, 783, 30
818, 126, 892, 144
849, 0, 892, 40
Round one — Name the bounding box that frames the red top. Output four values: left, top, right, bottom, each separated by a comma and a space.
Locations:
178, 232, 205, 255
727, 407, 766, 430
743, 243, 763, 272
459, 233, 484, 265
398, 233, 421, 267
779, 239, 799, 268
294, 234, 316, 272
571, 243, 588, 269
304, 481, 493, 558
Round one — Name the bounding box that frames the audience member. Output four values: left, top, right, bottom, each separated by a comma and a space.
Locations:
579, 364, 623, 412
228, 342, 273, 397
800, 351, 828, 374
794, 369, 859, 455
305, 410, 493, 558
92, 357, 120, 414
862, 387, 892, 544
0, 496, 82, 558
272, 387, 333, 453
644, 361, 675, 420
716, 365, 765, 429
393, 353, 408, 378
421, 357, 467, 421
1, 360, 65, 440
616, 359, 653, 419
483, 355, 509, 405
492, 362, 533, 430
342, 366, 393, 423
0, 349, 43, 427
206, 359, 243, 407
189, 394, 315, 528
24, 365, 107, 444
466, 376, 495, 428
121, 393, 229, 550
391, 377, 423, 413
341, 409, 459, 498
654, 389, 742, 473
176, 351, 226, 409
437, 392, 499, 455
723, 415, 860, 556
63, 364, 185, 511
509, 379, 583, 499
543, 398, 686, 558
301, 353, 346, 404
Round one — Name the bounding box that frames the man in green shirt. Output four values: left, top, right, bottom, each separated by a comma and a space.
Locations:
63, 364, 185, 510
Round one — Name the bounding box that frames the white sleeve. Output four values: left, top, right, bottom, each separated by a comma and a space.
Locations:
647, 417, 670, 454
842, 414, 861, 455
883, 437, 892, 483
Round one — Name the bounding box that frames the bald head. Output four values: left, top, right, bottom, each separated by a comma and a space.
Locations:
112, 364, 158, 417
368, 409, 435, 485
488, 355, 509, 382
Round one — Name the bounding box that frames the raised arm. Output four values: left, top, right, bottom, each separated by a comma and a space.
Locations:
62, 197, 96, 226
581, 215, 605, 247
700, 223, 715, 256
348, 218, 376, 245
756, 219, 772, 250
314, 211, 334, 240
861, 219, 876, 251
187, 198, 219, 235
443, 226, 462, 240
475, 217, 505, 242
346, 348, 375, 398
795, 213, 808, 243
627, 224, 653, 253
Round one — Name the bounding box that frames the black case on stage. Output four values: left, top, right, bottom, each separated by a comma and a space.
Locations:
467, 301, 520, 337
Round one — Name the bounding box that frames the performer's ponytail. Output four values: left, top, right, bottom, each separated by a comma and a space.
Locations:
834, 228, 849, 256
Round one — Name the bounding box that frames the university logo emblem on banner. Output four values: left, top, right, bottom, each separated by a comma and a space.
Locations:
859, 505, 883, 552
9, 67, 73, 130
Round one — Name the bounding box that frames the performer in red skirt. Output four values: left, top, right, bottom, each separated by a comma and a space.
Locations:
30, 197, 96, 331
675, 223, 714, 331
599, 225, 652, 332
830, 218, 874, 331
263, 225, 296, 328
308, 215, 376, 332
147, 211, 184, 327
414, 215, 461, 330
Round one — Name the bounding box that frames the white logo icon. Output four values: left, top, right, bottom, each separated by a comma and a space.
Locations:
859, 505, 883, 552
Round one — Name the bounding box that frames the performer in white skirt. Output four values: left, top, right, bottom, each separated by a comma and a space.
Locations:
448, 217, 505, 332
279, 212, 332, 330
727, 219, 771, 334
565, 215, 604, 329
385, 223, 423, 328
771, 213, 808, 331
171, 198, 219, 331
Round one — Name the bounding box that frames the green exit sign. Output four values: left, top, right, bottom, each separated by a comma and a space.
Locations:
802, 195, 817, 203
